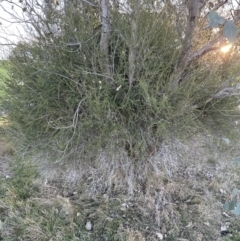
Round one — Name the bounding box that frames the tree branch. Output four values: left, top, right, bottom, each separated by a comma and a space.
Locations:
180, 0, 204, 63
191, 82, 240, 110
171, 0, 204, 90
213, 0, 228, 11
188, 36, 223, 61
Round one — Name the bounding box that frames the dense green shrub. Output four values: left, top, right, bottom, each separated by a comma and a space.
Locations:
1, 4, 240, 159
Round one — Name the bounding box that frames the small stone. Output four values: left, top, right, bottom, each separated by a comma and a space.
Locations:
219, 189, 226, 194
103, 194, 109, 199
85, 221, 92, 231
156, 232, 163, 240
63, 191, 74, 197
222, 138, 230, 145
128, 202, 134, 207
120, 206, 126, 211
121, 203, 127, 207
185, 221, 193, 228
76, 212, 80, 217
203, 221, 210, 226
88, 212, 96, 218
161, 225, 166, 234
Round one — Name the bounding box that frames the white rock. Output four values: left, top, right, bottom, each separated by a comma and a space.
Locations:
219, 188, 225, 194
103, 194, 109, 199
121, 203, 127, 207
85, 221, 92, 231
203, 221, 210, 226
120, 202, 128, 211
185, 221, 193, 228
156, 232, 163, 240
222, 138, 230, 145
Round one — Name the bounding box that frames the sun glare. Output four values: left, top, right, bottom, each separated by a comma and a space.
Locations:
220, 44, 232, 53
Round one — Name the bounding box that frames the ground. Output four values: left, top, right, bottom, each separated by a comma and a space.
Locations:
1, 124, 240, 240
0, 141, 12, 179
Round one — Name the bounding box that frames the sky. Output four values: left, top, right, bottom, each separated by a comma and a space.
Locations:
0, 0, 64, 58
0, 0, 32, 58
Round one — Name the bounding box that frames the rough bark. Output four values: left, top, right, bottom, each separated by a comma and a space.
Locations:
128, 0, 141, 87
100, 0, 112, 78
171, 0, 230, 90
171, 0, 204, 90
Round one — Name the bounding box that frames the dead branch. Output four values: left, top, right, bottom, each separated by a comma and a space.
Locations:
191, 83, 240, 110
213, 0, 228, 11
188, 36, 223, 61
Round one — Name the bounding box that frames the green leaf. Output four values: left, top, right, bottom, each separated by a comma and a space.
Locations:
223, 21, 239, 42
233, 188, 239, 195
208, 10, 226, 27
231, 202, 240, 216
223, 201, 229, 211
229, 196, 238, 210
232, 158, 240, 165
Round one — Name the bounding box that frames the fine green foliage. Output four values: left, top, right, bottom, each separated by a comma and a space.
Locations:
223, 189, 240, 216
1, 3, 240, 160
0, 61, 9, 111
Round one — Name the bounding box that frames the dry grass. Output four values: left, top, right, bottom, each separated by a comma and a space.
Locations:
1, 122, 240, 240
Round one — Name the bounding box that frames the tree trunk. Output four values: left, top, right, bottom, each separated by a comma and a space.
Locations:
100, 0, 112, 79
128, 0, 141, 87
171, 0, 204, 90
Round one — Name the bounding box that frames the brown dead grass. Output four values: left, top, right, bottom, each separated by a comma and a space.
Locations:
1, 122, 240, 240
0, 141, 14, 156
32, 126, 240, 240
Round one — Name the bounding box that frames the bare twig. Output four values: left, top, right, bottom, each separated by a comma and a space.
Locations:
49, 98, 86, 163
81, 0, 96, 7
213, 0, 229, 11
